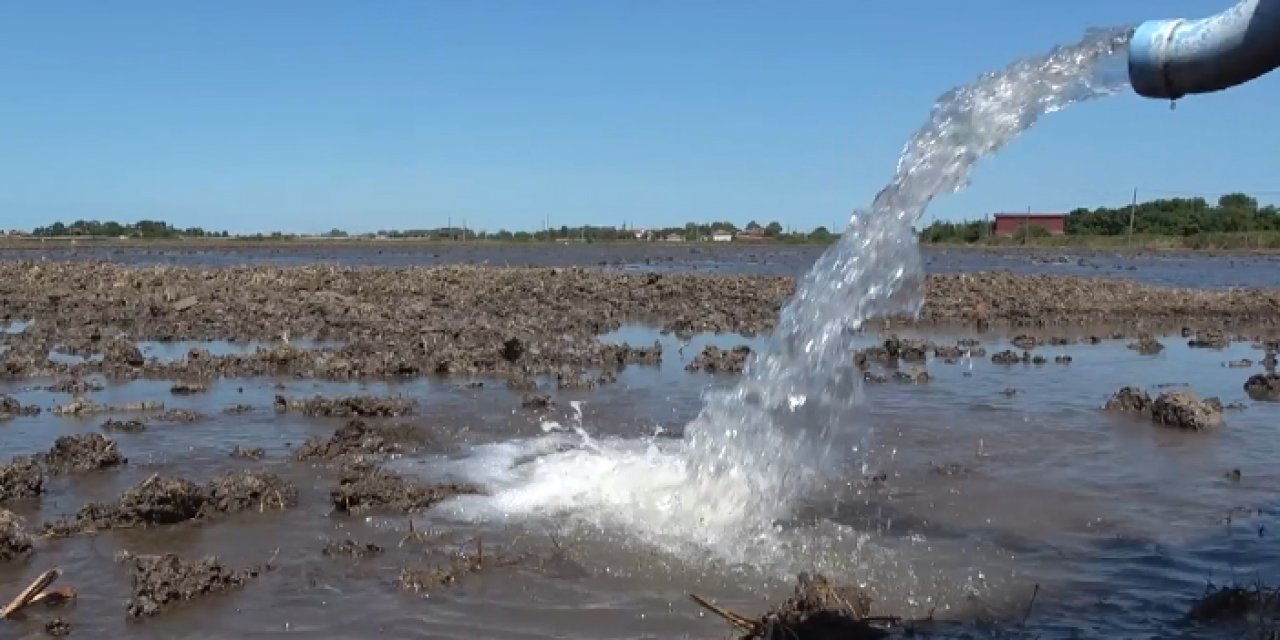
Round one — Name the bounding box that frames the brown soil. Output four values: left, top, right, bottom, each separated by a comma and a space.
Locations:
1105, 387, 1152, 413
0, 508, 34, 561
44, 617, 72, 636
41, 433, 127, 473
170, 381, 208, 394
1245, 373, 1280, 400
322, 539, 385, 558
102, 418, 146, 433
1152, 390, 1225, 430
331, 462, 479, 514
295, 419, 425, 461
45, 377, 104, 394
43, 471, 296, 536
696, 573, 894, 640
520, 394, 554, 411
229, 445, 265, 460
686, 345, 752, 374
274, 394, 416, 418
4, 263, 1278, 384
1128, 336, 1165, 355
0, 394, 41, 420
0, 457, 43, 504
116, 550, 260, 619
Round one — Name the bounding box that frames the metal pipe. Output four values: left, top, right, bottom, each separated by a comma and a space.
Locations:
1128, 0, 1280, 99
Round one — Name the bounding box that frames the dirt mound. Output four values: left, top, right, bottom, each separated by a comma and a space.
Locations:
0, 457, 43, 503
1245, 372, 1280, 400
274, 394, 416, 418
991, 350, 1027, 365
170, 381, 208, 395
520, 394, 554, 411
117, 550, 260, 619
1188, 329, 1229, 349
222, 403, 254, 414
0, 394, 41, 420
1127, 335, 1165, 355
41, 433, 126, 473
695, 573, 893, 640
102, 418, 146, 433
322, 539, 385, 558
686, 345, 752, 373
154, 408, 202, 423
205, 471, 297, 514
43, 474, 207, 535
331, 462, 479, 514
295, 419, 421, 461
1105, 387, 1152, 413
103, 337, 145, 366
0, 509, 34, 562
229, 445, 265, 460
1011, 334, 1040, 349
1152, 390, 1224, 430
46, 378, 104, 394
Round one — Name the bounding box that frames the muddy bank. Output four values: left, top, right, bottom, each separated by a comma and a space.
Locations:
3, 262, 1279, 384
117, 550, 262, 619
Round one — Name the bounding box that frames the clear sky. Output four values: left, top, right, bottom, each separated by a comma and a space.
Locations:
2, 1, 1277, 234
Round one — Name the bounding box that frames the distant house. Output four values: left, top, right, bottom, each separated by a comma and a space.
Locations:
632, 228, 650, 241
711, 232, 733, 242
992, 213, 1066, 236
664, 233, 685, 242
736, 228, 767, 241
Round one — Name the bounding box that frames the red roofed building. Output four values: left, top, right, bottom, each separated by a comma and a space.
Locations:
992, 213, 1066, 236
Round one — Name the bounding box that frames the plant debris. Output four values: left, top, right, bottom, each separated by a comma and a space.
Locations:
331, 462, 479, 514
41, 433, 126, 473
229, 445, 265, 460
686, 345, 752, 374
295, 419, 424, 461
275, 394, 416, 418
322, 539, 385, 559
102, 418, 146, 433
691, 573, 896, 640
0, 395, 40, 420
0, 509, 34, 562
0, 457, 43, 504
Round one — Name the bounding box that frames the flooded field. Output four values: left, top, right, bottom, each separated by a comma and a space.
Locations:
1, 258, 1279, 639
3, 242, 1280, 289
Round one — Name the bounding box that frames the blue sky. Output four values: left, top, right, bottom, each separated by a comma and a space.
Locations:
2, 1, 1277, 234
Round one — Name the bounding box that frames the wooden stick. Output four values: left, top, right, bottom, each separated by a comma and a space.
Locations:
1, 569, 60, 619
688, 594, 757, 632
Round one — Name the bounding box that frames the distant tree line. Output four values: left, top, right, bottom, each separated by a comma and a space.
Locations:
30, 219, 227, 238
920, 193, 1280, 243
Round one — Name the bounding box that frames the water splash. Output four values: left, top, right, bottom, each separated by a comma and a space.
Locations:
426, 26, 1135, 575
681, 25, 1135, 539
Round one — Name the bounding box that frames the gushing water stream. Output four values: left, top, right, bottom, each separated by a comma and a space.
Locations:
432, 26, 1136, 587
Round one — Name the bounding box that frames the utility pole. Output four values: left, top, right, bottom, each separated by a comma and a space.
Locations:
1128, 188, 1138, 247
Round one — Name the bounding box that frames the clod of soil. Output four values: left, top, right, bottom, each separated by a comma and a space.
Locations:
1105, 386, 1152, 413
205, 471, 297, 514
322, 539, 385, 558
1187, 584, 1279, 622
295, 419, 422, 461
54, 399, 164, 417
701, 573, 891, 640
991, 350, 1025, 365
43, 474, 207, 535
1011, 334, 1040, 350
331, 462, 479, 514
520, 394, 554, 411
102, 418, 146, 433
0, 509, 34, 561
45, 377, 104, 394
116, 550, 260, 619
1152, 390, 1224, 430
1226, 358, 1253, 368
0, 394, 41, 420
170, 381, 208, 395
1127, 335, 1165, 355
44, 617, 72, 636
0, 457, 43, 503
1244, 372, 1280, 400
1054, 355, 1073, 364
222, 403, 253, 414
229, 445, 265, 460
274, 394, 416, 418
1188, 330, 1229, 349
686, 345, 752, 374
397, 538, 507, 593
41, 433, 126, 473
892, 368, 928, 384
155, 408, 202, 423
103, 337, 145, 367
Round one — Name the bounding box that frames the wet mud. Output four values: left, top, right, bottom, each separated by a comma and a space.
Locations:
697, 573, 896, 640
0, 509, 34, 562
1106, 386, 1225, 430
331, 462, 478, 514
41, 433, 126, 474
295, 419, 425, 461
117, 550, 261, 619
0, 457, 43, 504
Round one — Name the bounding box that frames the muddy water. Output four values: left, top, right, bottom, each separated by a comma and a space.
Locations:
1, 329, 1277, 638
5, 243, 1280, 289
